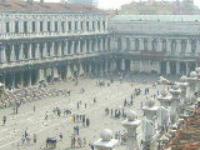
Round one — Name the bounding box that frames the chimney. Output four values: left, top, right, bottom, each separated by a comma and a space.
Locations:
40, 0, 44, 4
27, 0, 33, 4
60, 0, 66, 4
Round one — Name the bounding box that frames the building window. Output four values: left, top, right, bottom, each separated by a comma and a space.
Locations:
97, 21, 101, 31
162, 39, 167, 52
39, 43, 43, 58
92, 21, 95, 31
55, 21, 58, 32
61, 21, 65, 33
81, 21, 84, 31
126, 38, 130, 50
15, 21, 19, 33
32, 22, 36, 33
117, 38, 122, 50
191, 40, 197, 54
32, 43, 36, 59
86, 21, 89, 31
23, 43, 28, 59
68, 22, 72, 32
75, 21, 78, 32
6, 22, 10, 33
47, 21, 51, 32
103, 21, 106, 31
23, 21, 28, 33
68, 41, 71, 54
40, 21, 43, 32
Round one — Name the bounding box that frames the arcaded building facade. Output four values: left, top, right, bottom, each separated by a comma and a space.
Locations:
1, 1, 200, 90
109, 15, 200, 76
0, 0, 112, 89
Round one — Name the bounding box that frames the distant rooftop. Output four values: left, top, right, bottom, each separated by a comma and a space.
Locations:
111, 15, 200, 23
0, 0, 104, 14
119, 0, 200, 15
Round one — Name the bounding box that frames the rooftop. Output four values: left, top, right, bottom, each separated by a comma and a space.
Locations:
0, 0, 104, 14
111, 15, 200, 23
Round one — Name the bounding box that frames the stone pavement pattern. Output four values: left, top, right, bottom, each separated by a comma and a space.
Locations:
0, 75, 160, 150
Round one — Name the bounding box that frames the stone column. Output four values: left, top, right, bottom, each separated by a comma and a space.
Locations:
147, 38, 152, 51
121, 59, 126, 71
0, 44, 6, 63
166, 61, 170, 75
122, 110, 141, 150
176, 39, 182, 56
66, 64, 72, 79
57, 42, 62, 57
64, 40, 68, 56
53, 67, 59, 78
19, 44, 24, 60
71, 41, 75, 55
176, 62, 180, 75
11, 72, 16, 89
157, 39, 162, 52
139, 38, 144, 51
93, 129, 118, 150
51, 42, 55, 57
79, 63, 84, 76
35, 43, 40, 59
28, 43, 32, 60
186, 39, 192, 55
10, 44, 15, 62
169, 86, 181, 123
38, 68, 45, 82
196, 40, 200, 56
77, 40, 80, 54
43, 42, 48, 58
166, 39, 171, 55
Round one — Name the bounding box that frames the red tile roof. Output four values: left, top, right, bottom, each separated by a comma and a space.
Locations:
0, 0, 105, 14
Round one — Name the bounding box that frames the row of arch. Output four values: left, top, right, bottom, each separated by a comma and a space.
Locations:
117, 37, 198, 55
2, 37, 111, 63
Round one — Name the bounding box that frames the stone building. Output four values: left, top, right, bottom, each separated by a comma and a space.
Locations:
0, 0, 111, 89
1, 0, 200, 90
109, 15, 200, 75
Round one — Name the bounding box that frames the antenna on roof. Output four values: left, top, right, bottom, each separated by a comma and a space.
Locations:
27, 0, 33, 4
40, 0, 44, 4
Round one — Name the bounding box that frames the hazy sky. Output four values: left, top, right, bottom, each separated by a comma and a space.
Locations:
43, 0, 200, 9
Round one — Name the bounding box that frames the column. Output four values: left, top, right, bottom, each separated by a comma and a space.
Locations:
71, 41, 74, 55
53, 67, 59, 78
77, 40, 80, 54
0, 44, 6, 63
147, 38, 152, 51
10, 44, 15, 62
79, 63, 84, 76
166, 39, 171, 55
38, 68, 45, 82
139, 38, 144, 51
196, 40, 200, 56
121, 59, 126, 71
28, 43, 32, 59
166, 61, 170, 75
43, 42, 48, 58
176, 39, 182, 55
122, 110, 141, 150
64, 40, 68, 56
66, 64, 72, 79
93, 129, 118, 150
186, 39, 191, 55
11, 72, 16, 89
157, 39, 162, 52
50, 42, 54, 57
176, 62, 180, 75
19, 44, 24, 60
186, 62, 189, 76
35, 43, 40, 59
57, 42, 62, 57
